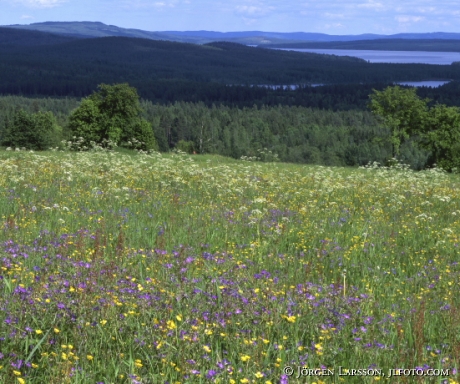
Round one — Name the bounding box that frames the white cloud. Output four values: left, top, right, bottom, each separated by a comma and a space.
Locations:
357, 0, 384, 10
324, 12, 345, 19
242, 17, 258, 25
20, 14, 34, 18
235, 4, 275, 17
15, 0, 66, 7
417, 6, 436, 14
235, 5, 261, 15
324, 22, 345, 29
395, 15, 425, 23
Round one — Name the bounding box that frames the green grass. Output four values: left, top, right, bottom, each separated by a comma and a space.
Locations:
0, 149, 459, 384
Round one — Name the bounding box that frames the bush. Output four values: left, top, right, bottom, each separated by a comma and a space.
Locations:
176, 140, 195, 154
1, 109, 61, 150
68, 83, 158, 151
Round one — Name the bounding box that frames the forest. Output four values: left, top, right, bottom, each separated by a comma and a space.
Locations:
1, 27, 459, 171
1, 27, 460, 98
0, 93, 432, 169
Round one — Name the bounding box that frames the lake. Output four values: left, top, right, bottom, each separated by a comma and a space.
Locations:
273, 48, 460, 65
251, 80, 450, 90
395, 81, 450, 87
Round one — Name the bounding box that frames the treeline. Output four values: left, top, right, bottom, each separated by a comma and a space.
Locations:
143, 101, 429, 169
3, 81, 460, 112
0, 94, 430, 169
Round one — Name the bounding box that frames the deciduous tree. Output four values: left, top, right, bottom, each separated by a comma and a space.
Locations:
68, 83, 158, 150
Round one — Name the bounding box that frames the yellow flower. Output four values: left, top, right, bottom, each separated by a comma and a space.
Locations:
240, 355, 251, 362
53, 328, 60, 333
203, 345, 211, 353
135, 359, 143, 368
87, 355, 94, 361
35, 329, 43, 335
13, 370, 21, 376
255, 371, 264, 378
176, 314, 182, 321
240, 379, 250, 384
17, 379, 26, 384
167, 320, 177, 330
100, 319, 107, 326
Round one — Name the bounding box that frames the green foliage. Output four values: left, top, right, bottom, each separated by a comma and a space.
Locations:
67, 98, 102, 145
1, 95, 433, 169
176, 140, 195, 154
421, 104, 460, 171
68, 83, 157, 151
369, 86, 429, 156
1, 108, 61, 150
369, 85, 460, 172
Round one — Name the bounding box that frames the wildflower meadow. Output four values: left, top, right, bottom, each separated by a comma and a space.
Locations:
0, 149, 459, 384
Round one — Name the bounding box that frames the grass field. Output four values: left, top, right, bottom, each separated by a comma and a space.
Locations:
0, 149, 459, 383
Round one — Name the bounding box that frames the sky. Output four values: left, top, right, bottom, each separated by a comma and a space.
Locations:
1, 0, 460, 35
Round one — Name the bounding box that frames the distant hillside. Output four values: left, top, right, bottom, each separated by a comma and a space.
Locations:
0, 29, 459, 103
0, 26, 79, 46
3, 22, 460, 45
266, 39, 460, 52
3, 21, 199, 43
163, 31, 460, 42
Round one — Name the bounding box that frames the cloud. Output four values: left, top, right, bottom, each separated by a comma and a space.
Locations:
395, 15, 425, 23
235, 4, 275, 17
324, 12, 345, 19
324, 22, 345, 29
20, 14, 34, 19
357, 0, 384, 10
242, 17, 258, 25
417, 6, 436, 14
118, 0, 179, 10
15, 0, 66, 7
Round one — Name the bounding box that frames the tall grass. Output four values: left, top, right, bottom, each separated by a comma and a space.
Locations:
0, 149, 459, 383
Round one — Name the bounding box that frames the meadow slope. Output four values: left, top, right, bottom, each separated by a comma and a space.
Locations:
0, 150, 459, 383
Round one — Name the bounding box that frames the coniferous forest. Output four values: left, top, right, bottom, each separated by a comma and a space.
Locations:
1, 26, 460, 170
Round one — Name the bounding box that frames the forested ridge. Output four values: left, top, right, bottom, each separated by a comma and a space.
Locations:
1, 28, 460, 100
1, 28, 459, 170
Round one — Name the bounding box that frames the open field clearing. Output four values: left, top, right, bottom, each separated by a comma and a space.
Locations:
0, 150, 459, 383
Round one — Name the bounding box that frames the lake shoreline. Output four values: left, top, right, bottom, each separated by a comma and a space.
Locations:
270, 47, 460, 65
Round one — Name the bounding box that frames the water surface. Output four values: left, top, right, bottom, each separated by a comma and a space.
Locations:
273, 48, 460, 65
395, 81, 450, 87
250, 81, 450, 89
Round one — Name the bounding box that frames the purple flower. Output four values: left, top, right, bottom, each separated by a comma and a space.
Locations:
280, 374, 289, 384
206, 369, 217, 379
